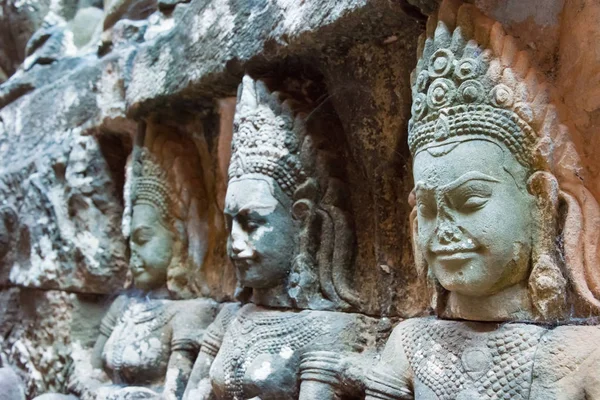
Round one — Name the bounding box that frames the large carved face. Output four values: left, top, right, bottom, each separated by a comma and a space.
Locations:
224, 177, 297, 289
129, 204, 174, 291
413, 140, 534, 297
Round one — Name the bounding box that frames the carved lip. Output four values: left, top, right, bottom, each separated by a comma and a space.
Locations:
130, 266, 146, 276
435, 252, 476, 261
231, 258, 255, 269
431, 244, 478, 255
431, 246, 479, 262
434, 251, 478, 270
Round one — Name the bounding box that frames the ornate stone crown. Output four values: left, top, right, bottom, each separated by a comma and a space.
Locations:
132, 148, 176, 224
228, 76, 306, 198
408, 16, 545, 168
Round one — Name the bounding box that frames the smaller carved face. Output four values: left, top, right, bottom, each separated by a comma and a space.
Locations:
129, 204, 174, 291
413, 140, 534, 297
224, 177, 297, 289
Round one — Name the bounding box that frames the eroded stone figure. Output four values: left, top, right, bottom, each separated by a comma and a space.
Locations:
71, 130, 219, 400
0, 206, 18, 278
183, 76, 384, 400
366, 1, 600, 399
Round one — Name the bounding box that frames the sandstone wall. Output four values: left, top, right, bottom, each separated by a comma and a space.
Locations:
1, 0, 599, 397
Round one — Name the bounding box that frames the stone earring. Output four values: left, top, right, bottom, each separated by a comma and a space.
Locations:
527, 171, 567, 320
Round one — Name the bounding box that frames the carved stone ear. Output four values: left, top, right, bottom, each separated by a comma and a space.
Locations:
526, 171, 559, 247
532, 135, 553, 172
293, 178, 318, 203
292, 199, 313, 221
408, 189, 427, 278
526, 171, 567, 319
0, 206, 18, 233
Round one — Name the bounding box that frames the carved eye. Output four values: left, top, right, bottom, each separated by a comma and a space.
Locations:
244, 216, 265, 233
459, 196, 489, 212
133, 227, 153, 245
449, 182, 493, 213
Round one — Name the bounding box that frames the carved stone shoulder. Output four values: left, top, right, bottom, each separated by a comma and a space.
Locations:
295, 309, 382, 353
199, 302, 242, 357
531, 325, 600, 399
169, 298, 219, 353
99, 294, 130, 337
298, 310, 384, 394
365, 319, 414, 400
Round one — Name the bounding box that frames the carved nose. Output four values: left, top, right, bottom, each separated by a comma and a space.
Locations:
231, 237, 246, 255
129, 252, 143, 269
230, 222, 254, 258
436, 220, 462, 244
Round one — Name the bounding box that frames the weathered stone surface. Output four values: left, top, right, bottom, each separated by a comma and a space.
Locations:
184, 76, 388, 400
64, 109, 234, 398
68, 7, 104, 49
0, 0, 93, 82
0, 0, 432, 311
0, 288, 110, 398
0, 0, 51, 81
34, 394, 78, 400
0, 367, 26, 400
367, 1, 600, 397
119, 0, 430, 317
0, 55, 133, 293
557, 0, 600, 202
2, 0, 600, 399
125, 0, 425, 117
367, 318, 600, 400
321, 30, 428, 318
473, 0, 564, 74
24, 20, 75, 70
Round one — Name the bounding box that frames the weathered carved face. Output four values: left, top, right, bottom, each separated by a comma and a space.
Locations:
224, 177, 296, 289
413, 140, 534, 297
129, 204, 174, 291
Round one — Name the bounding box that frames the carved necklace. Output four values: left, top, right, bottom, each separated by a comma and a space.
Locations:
400, 319, 545, 400
109, 298, 171, 381
220, 305, 325, 400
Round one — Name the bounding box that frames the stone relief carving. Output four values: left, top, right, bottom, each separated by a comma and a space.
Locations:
4, 0, 600, 398
0, 205, 19, 282
66, 128, 220, 399
183, 76, 385, 400
366, 1, 600, 399
0, 136, 129, 294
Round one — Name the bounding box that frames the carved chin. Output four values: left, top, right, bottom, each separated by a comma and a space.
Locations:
133, 273, 153, 289
235, 261, 288, 289
133, 269, 166, 290
432, 256, 484, 295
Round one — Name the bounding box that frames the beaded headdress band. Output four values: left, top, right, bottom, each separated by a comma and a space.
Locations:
228, 76, 306, 198
408, 4, 552, 168
132, 148, 176, 224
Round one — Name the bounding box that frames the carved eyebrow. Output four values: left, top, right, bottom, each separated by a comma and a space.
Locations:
441, 171, 500, 192
240, 203, 274, 213
131, 225, 153, 237
132, 225, 152, 231
226, 203, 275, 217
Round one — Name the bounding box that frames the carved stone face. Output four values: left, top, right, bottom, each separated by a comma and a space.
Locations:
129, 204, 174, 291
413, 140, 534, 297
224, 177, 296, 289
